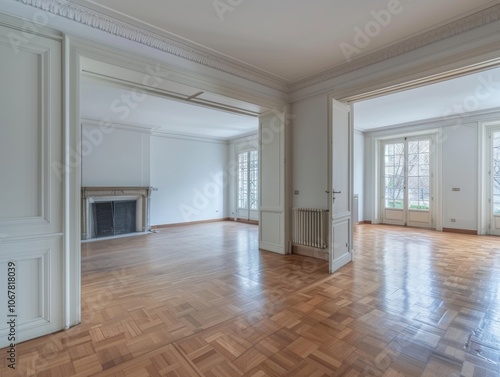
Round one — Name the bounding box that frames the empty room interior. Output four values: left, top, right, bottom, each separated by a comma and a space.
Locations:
1, 1, 500, 376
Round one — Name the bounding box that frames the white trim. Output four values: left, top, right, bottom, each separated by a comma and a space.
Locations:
375, 132, 440, 230
7, 1, 500, 94
479, 121, 500, 235
12, 0, 288, 92
81, 118, 156, 133
330, 252, 352, 273
356, 106, 500, 133
66, 35, 82, 328
151, 130, 229, 144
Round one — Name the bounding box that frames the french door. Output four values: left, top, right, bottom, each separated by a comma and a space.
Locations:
489, 129, 500, 235
237, 150, 259, 221
382, 136, 433, 228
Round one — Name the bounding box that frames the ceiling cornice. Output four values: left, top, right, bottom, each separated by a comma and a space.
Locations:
14, 0, 289, 92
289, 4, 500, 92
13, 1, 500, 94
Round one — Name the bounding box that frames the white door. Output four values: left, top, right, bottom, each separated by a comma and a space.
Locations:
489, 129, 500, 235
329, 100, 353, 273
0, 25, 64, 347
382, 137, 433, 228
259, 110, 287, 254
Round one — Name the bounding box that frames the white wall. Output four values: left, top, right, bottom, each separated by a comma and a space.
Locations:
441, 123, 478, 230
228, 133, 259, 220
81, 122, 230, 226
354, 130, 365, 222
150, 135, 229, 225
81, 123, 150, 186
291, 94, 329, 209
362, 111, 500, 232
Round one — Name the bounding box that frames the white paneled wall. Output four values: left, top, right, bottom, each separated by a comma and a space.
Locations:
0, 25, 64, 347
291, 94, 329, 210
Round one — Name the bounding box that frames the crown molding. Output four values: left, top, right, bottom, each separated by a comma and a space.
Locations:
289, 4, 500, 93
13, 1, 500, 95
14, 0, 289, 92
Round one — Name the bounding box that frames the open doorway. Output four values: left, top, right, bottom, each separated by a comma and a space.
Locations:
79, 71, 261, 241
351, 66, 500, 235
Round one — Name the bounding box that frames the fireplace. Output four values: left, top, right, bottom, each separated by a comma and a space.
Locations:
81, 187, 152, 240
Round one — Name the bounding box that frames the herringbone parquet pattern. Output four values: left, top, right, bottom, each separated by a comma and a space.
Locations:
1, 223, 499, 376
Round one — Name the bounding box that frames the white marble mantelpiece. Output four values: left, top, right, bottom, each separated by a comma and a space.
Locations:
81, 186, 152, 240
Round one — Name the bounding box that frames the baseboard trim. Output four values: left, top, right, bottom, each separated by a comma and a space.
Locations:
442, 227, 478, 235
357, 221, 372, 225
233, 218, 259, 225
151, 218, 230, 229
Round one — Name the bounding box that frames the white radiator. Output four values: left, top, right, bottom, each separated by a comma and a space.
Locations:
292, 208, 329, 249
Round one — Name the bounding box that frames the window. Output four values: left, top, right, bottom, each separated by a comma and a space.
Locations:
381, 136, 433, 228
238, 150, 258, 210
493, 131, 500, 214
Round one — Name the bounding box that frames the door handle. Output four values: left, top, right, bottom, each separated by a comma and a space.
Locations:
333, 190, 342, 194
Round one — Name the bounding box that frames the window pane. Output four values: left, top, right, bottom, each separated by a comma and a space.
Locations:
238, 150, 259, 211
493, 132, 500, 214
238, 152, 248, 209
249, 150, 259, 210
384, 142, 404, 209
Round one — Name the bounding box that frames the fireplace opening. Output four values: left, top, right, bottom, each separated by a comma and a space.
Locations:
92, 200, 137, 238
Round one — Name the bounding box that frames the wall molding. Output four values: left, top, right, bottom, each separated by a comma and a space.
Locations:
151, 218, 230, 229
442, 227, 478, 235
14, 1, 500, 94
289, 5, 500, 92
82, 117, 231, 144
15, 0, 288, 92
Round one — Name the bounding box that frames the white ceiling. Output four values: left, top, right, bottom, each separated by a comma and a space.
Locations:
354, 66, 500, 131
80, 78, 259, 139
69, 0, 497, 83
73, 1, 500, 135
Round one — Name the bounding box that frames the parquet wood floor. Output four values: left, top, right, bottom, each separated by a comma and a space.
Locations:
1, 223, 500, 376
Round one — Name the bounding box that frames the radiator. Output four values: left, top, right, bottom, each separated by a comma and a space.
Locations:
292, 208, 329, 249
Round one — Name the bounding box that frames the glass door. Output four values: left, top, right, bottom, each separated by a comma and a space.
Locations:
490, 130, 500, 235
382, 136, 433, 228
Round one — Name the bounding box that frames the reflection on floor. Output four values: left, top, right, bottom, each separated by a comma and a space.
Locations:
1, 223, 499, 376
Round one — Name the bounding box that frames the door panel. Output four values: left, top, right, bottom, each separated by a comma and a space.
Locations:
329, 100, 352, 273
259, 111, 286, 253
0, 25, 64, 347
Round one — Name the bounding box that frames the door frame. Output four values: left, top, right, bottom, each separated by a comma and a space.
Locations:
479, 121, 500, 235
368, 130, 441, 229
66, 36, 290, 329
379, 135, 435, 228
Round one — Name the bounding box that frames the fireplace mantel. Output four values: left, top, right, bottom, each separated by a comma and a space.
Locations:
81, 186, 152, 240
